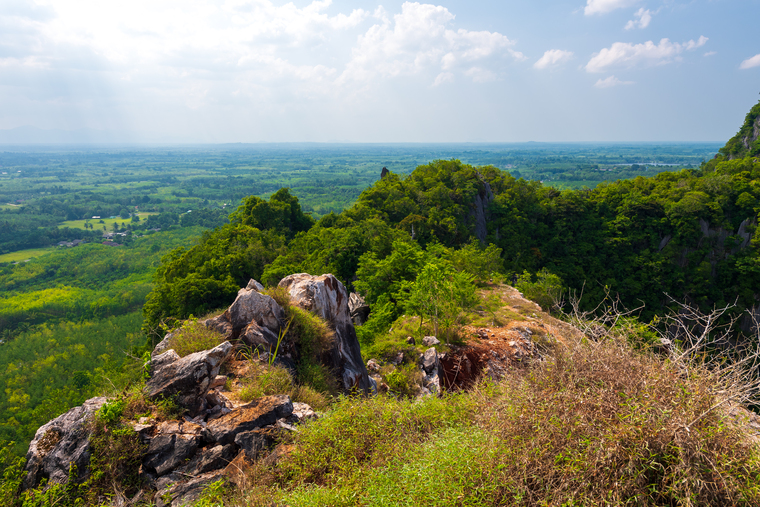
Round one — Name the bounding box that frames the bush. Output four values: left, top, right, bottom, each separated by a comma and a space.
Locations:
515, 268, 563, 311
383, 364, 422, 398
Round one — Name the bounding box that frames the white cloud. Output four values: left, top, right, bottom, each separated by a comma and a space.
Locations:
685, 36, 708, 50
338, 2, 522, 86
534, 49, 574, 69
624, 7, 652, 30
585, 36, 708, 73
704, 51, 717, 57
739, 53, 760, 69
594, 75, 634, 88
584, 0, 639, 16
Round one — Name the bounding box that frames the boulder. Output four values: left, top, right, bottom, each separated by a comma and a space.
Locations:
142, 420, 205, 478
234, 428, 277, 460
204, 395, 293, 445
205, 287, 285, 349
421, 347, 439, 374
348, 292, 370, 325
146, 342, 233, 414
278, 273, 372, 393
180, 444, 236, 476
422, 336, 440, 347
144, 434, 200, 477
245, 278, 265, 292
152, 332, 174, 358
155, 473, 226, 507
23, 396, 107, 490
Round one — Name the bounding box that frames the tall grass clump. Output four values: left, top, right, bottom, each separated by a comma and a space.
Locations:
167, 317, 226, 357
265, 287, 338, 396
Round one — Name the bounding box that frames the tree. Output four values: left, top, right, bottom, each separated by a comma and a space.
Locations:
406, 260, 477, 341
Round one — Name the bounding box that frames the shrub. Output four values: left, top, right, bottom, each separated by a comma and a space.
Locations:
468, 337, 760, 506
384, 364, 422, 398
515, 268, 563, 311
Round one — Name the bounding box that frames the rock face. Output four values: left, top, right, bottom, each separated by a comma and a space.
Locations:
278, 273, 372, 393
146, 341, 233, 413
473, 175, 495, 244
204, 395, 293, 445
23, 396, 107, 490
205, 286, 285, 349
348, 292, 370, 326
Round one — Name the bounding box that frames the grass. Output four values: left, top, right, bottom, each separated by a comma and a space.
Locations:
167, 318, 227, 357
238, 362, 331, 411
58, 212, 157, 231
0, 247, 55, 263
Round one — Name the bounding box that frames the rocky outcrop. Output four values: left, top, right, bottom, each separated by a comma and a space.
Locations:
143, 421, 203, 477
146, 341, 233, 414
348, 292, 370, 326
205, 285, 285, 349
204, 395, 293, 445
473, 172, 495, 243
278, 273, 372, 393
23, 396, 107, 490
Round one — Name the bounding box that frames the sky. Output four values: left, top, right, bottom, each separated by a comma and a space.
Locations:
0, 0, 758, 143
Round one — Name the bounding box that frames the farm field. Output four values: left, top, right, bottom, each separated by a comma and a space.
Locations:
58, 212, 159, 230
0, 247, 55, 263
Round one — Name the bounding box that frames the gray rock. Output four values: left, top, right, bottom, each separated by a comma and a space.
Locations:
204, 395, 293, 445
146, 341, 233, 414
348, 292, 370, 326
405, 336, 416, 345
152, 332, 174, 358
422, 336, 440, 347
151, 349, 181, 370
180, 444, 236, 475
245, 279, 265, 292
278, 273, 372, 393
421, 347, 439, 374
22, 396, 107, 490
205, 288, 285, 346
143, 433, 200, 476
155, 473, 227, 507
389, 352, 404, 366
234, 428, 276, 460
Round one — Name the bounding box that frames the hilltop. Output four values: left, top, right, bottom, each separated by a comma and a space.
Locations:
3, 99, 760, 506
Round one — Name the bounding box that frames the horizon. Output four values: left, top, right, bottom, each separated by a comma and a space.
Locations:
2, 0, 759, 144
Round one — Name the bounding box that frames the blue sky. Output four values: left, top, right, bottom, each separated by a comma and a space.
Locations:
0, 0, 758, 142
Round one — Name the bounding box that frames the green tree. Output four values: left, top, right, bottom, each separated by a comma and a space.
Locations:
406, 260, 477, 341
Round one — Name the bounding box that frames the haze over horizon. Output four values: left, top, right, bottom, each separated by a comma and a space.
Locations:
1, 0, 759, 144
